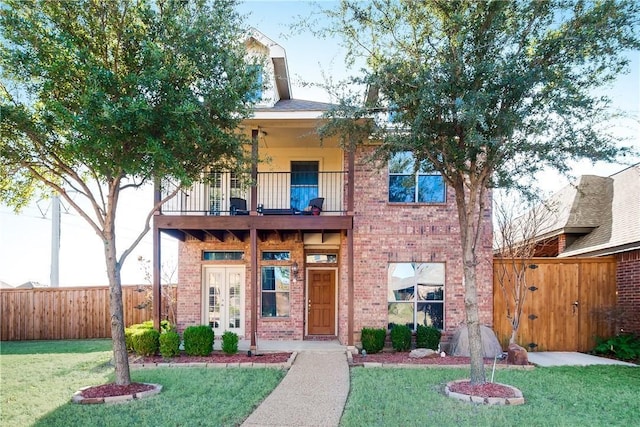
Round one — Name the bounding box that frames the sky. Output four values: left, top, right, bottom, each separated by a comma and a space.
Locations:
0, 0, 638, 287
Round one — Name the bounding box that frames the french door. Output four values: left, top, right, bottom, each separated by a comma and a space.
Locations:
203, 267, 245, 337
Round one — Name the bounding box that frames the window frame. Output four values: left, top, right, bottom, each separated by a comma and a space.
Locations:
387, 262, 445, 331
260, 251, 292, 318
388, 152, 446, 204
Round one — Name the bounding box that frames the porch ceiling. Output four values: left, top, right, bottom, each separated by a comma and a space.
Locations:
155, 215, 352, 243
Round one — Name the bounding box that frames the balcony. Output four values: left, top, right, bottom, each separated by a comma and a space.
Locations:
160, 171, 348, 216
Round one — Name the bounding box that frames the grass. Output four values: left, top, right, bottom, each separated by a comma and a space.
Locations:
0, 339, 285, 427
3, 340, 639, 427
341, 366, 640, 426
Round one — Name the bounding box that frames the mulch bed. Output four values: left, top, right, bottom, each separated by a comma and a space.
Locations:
448, 380, 519, 398
131, 351, 292, 364
80, 382, 155, 399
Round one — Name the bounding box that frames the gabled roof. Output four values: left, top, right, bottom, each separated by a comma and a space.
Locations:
245, 29, 336, 119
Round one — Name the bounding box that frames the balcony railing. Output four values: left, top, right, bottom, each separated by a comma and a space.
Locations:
160, 171, 347, 215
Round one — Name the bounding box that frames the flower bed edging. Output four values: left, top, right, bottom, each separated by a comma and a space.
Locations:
129, 352, 298, 370
444, 379, 525, 405
72, 383, 162, 405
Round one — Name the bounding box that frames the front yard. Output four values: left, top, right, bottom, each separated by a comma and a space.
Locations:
1, 340, 638, 426
0, 339, 284, 427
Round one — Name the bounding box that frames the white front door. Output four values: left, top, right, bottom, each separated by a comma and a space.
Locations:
203, 267, 244, 337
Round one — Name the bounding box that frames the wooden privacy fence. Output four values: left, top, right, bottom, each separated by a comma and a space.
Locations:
0, 285, 177, 341
493, 257, 617, 352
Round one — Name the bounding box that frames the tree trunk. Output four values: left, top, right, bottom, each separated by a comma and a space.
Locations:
462, 243, 486, 384
105, 229, 131, 385
454, 177, 487, 385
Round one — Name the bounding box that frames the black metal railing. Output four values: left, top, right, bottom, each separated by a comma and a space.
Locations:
160, 171, 347, 215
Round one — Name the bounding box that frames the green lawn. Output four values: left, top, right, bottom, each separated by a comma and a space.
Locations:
341, 366, 640, 426
0, 339, 285, 427
3, 340, 639, 427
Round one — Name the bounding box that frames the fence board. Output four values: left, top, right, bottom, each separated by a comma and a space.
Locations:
494, 257, 617, 352
0, 285, 176, 341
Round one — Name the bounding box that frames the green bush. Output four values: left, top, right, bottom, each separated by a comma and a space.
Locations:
221, 331, 239, 355
125, 320, 174, 353
593, 334, 640, 361
361, 327, 386, 354
416, 324, 442, 350
183, 325, 214, 356
390, 324, 412, 351
132, 328, 160, 356
159, 330, 181, 358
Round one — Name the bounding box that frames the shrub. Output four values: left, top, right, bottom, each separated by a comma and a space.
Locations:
416, 324, 442, 350
125, 320, 174, 352
593, 334, 640, 361
390, 324, 412, 351
361, 327, 386, 354
221, 331, 239, 355
159, 330, 181, 358
183, 325, 214, 356
132, 328, 160, 356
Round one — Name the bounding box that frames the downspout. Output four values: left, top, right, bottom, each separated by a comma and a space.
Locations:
152, 179, 162, 331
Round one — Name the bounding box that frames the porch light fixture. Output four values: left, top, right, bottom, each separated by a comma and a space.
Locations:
292, 261, 299, 279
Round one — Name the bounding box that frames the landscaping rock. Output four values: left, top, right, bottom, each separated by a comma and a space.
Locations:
409, 348, 438, 358
449, 324, 503, 358
507, 343, 529, 365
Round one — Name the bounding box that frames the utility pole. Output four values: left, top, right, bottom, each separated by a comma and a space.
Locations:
50, 192, 60, 287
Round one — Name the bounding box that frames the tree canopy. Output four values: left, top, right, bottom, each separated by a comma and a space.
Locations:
312, 0, 640, 384
0, 0, 257, 384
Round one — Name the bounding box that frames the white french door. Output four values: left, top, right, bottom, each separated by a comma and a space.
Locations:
203, 267, 245, 337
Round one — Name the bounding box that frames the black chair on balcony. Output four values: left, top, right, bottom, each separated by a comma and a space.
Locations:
298, 197, 324, 215
229, 197, 249, 215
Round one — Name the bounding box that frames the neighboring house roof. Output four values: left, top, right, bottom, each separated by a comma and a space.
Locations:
559, 163, 640, 257
16, 281, 48, 289
525, 163, 640, 257
0, 280, 14, 289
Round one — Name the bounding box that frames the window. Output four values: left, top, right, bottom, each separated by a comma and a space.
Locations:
290, 161, 319, 211
247, 64, 263, 102
389, 152, 445, 203
261, 266, 290, 317
202, 251, 244, 261
262, 251, 290, 261
305, 253, 338, 264
387, 263, 444, 330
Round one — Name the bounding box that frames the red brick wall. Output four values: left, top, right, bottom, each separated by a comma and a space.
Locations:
350, 146, 494, 346
175, 145, 494, 346
176, 233, 309, 341
616, 249, 640, 335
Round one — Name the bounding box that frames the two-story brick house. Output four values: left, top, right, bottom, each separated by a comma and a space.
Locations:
151, 30, 494, 349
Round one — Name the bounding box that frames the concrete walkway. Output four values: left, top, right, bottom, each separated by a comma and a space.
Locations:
242, 350, 350, 427
528, 351, 638, 367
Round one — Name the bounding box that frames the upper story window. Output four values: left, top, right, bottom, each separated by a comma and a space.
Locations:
247, 64, 263, 103
388, 152, 445, 203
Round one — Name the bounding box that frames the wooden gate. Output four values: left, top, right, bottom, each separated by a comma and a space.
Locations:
493, 257, 617, 352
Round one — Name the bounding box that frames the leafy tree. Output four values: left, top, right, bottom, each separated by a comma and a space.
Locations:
312, 0, 639, 384
0, 0, 256, 385
493, 192, 557, 346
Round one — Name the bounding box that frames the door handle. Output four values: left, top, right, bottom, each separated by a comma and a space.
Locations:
572, 300, 579, 315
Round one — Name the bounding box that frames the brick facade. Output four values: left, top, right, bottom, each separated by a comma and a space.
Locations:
616, 249, 640, 335
176, 145, 494, 346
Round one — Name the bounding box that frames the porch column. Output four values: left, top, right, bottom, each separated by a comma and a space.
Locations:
250, 226, 258, 350
347, 149, 355, 346
250, 129, 259, 350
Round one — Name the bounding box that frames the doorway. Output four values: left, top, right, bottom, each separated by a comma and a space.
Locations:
203, 266, 245, 337
307, 269, 336, 336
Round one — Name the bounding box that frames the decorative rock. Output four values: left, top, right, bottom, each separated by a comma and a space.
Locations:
449, 324, 503, 358
409, 348, 438, 358
507, 343, 529, 365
